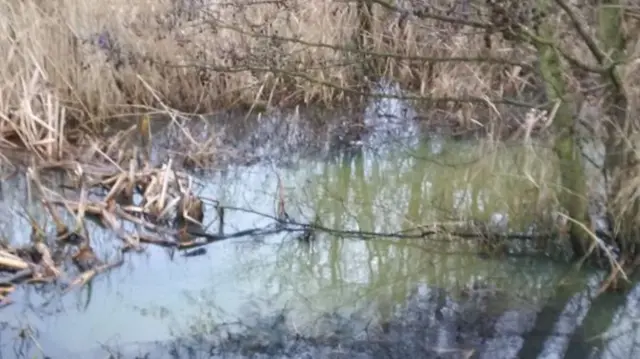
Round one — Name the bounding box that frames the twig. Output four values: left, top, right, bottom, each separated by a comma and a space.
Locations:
553, 0, 606, 65
63, 257, 125, 294
562, 213, 627, 281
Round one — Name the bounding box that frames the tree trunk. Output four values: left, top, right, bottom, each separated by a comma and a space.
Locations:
598, 1, 639, 258
535, 0, 590, 258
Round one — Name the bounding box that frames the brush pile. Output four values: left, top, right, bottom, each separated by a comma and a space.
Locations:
0, 149, 218, 307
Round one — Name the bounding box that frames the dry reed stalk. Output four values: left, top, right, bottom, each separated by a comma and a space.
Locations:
33, 241, 61, 277
0, 250, 29, 270
158, 158, 172, 213
0, 0, 543, 155
1, 152, 221, 293
34, 153, 205, 242
565, 212, 628, 283
64, 257, 124, 294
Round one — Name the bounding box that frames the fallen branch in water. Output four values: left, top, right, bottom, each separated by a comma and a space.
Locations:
64, 257, 125, 294
45, 185, 557, 254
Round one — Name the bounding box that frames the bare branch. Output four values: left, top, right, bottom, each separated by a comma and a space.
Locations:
519, 27, 608, 74
553, 0, 606, 65
207, 21, 530, 69
163, 61, 545, 109
347, 0, 492, 29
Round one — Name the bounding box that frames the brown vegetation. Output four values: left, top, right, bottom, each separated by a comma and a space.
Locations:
0, 0, 637, 148
0, 0, 544, 157
2, 0, 640, 298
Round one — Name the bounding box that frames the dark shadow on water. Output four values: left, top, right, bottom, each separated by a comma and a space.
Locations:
4, 277, 638, 359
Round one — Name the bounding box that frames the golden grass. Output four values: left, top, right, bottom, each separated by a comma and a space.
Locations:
0, 0, 538, 156
0, 0, 636, 165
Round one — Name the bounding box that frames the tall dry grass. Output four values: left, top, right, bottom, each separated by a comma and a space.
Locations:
0, 0, 537, 160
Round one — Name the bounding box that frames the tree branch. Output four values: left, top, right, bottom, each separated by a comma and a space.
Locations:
164, 61, 546, 109
553, 0, 606, 65
342, 0, 492, 29
519, 27, 608, 74
208, 22, 529, 69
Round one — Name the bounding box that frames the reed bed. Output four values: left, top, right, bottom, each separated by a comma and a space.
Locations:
0, 0, 541, 160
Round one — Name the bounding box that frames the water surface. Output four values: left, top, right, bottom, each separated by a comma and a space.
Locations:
0, 105, 637, 359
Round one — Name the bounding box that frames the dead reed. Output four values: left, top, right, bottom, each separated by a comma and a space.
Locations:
0, 150, 212, 305
0, 0, 542, 158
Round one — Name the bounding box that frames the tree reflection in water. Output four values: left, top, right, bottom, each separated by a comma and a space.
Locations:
26, 275, 633, 359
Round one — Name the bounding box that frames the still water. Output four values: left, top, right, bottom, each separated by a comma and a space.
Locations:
0, 107, 639, 358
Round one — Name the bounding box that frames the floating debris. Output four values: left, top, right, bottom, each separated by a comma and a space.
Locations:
182, 248, 207, 258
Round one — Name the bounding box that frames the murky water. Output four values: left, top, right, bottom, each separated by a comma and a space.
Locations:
1, 105, 639, 358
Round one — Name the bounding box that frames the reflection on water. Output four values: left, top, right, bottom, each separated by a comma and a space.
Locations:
0, 111, 638, 358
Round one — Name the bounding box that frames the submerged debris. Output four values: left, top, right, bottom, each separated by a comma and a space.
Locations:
0, 136, 579, 309
72, 242, 102, 272
0, 146, 312, 306
0, 151, 211, 305
182, 248, 207, 257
